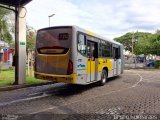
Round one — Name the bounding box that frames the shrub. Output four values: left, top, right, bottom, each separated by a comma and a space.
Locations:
154, 61, 160, 69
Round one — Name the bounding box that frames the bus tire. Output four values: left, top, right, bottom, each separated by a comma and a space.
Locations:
99, 70, 107, 86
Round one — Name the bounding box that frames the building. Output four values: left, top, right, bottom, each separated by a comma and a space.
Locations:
0, 39, 14, 64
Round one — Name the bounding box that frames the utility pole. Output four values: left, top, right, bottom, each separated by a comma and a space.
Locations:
132, 30, 138, 67
132, 31, 137, 68
48, 14, 55, 27
132, 32, 134, 64
14, 7, 26, 85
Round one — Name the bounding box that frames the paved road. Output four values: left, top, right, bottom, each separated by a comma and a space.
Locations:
0, 70, 160, 120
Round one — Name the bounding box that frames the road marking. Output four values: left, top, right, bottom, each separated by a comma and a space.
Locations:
0, 71, 143, 114
0, 84, 67, 107
130, 72, 143, 88
144, 79, 160, 82
31, 71, 143, 114
0, 93, 50, 107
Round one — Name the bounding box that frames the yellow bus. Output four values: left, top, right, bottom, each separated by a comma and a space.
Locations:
34, 26, 124, 85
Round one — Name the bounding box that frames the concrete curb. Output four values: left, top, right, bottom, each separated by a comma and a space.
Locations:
0, 82, 55, 92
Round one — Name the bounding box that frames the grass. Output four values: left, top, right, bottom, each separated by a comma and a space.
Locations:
0, 69, 47, 87
26, 76, 47, 84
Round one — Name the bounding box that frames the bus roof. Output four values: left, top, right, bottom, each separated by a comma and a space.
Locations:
38, 25, 122, 46
72, 25, 122, 46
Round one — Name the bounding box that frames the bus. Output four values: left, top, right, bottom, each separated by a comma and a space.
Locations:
34, 26, 124, 85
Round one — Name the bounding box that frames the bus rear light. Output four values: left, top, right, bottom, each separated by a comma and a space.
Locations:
67, 60, 73, 75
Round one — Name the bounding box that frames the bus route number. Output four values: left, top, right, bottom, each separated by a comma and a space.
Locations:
59, 33, 69, 40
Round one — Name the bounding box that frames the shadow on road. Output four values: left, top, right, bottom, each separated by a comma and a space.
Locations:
46, 76, 120, 97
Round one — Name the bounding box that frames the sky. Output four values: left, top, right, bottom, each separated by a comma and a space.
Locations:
26, 0, 160, 39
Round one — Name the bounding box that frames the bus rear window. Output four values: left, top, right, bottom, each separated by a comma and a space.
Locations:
36, 28, 72, 53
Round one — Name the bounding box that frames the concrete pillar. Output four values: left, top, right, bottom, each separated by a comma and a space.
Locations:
14, 7, 26, 85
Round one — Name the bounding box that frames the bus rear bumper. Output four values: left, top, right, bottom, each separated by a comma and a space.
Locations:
34, 72, 77, 84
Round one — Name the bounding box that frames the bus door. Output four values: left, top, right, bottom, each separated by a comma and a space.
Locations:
87, 41, 98, 82
113, 46, 119, 75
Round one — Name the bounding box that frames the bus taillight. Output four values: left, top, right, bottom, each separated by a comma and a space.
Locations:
67, 60, 73, 75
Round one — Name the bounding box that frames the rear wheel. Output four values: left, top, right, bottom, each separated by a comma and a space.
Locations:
99, 70, 107, 86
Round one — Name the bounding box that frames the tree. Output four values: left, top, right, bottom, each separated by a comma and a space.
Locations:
134, 36, 151, 55
0, 7, 10, 19
150, 30, 160, 55
26, 24, 36, 76
0, 7, 13, 69
0, 7, 13, 43
114, 32, 153, 55
114, 32, 133, 52
26, 24, 36, 52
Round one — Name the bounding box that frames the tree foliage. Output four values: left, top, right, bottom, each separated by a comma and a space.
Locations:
114, 32, 133, 52
114, 31, 160, 55
26, 25, 36, 77
26, 24, 36, 51
0, 7, 13, 43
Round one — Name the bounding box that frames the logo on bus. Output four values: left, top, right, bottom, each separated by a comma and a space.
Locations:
77, 64, 86, 70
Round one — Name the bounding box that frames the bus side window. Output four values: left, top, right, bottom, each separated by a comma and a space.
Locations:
87, 45, 91, 58
101, 40, 111, 57
113, 47, 119, 59
98, 40, 102, 57
110, 44, 112, 57
78, 34, 86, 55
118, 47, 121, 59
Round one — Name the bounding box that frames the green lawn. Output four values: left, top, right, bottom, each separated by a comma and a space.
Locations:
0, 69, 47, 87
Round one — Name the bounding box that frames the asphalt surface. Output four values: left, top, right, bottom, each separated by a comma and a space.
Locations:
0, 70, 160, 120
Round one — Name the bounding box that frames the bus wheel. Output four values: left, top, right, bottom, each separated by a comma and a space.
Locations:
99, 70, 107, 86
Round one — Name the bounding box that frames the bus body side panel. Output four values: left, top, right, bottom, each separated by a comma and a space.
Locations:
117, 59, 122, 75
117, 45, 123, 75
112, 57, 122, 76
107, 59, 114, 78
73, 28, 87, 85
76, 53, 88, 84
120, 45, 124, 74
98, 58, 113, 78
116, 45, 124, 75
70, 27, 78, 84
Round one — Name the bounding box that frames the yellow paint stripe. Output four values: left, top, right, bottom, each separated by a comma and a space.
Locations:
86, 31, 97, 37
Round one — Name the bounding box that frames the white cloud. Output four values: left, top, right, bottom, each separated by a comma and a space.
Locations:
26, 0, 92, 27
26, 0, 160, 39
128, 0, 160, 23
